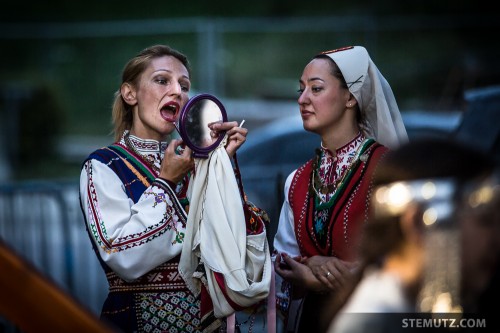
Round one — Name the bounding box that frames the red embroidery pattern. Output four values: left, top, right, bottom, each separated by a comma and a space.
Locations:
319, 46, 354, 55
106, 261, 189, 293
84, 160, 187, 253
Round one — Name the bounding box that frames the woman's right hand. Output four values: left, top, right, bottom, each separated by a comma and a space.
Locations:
274, 252, 326, 293
208, 121, 248, 158
160, 139, 194, 184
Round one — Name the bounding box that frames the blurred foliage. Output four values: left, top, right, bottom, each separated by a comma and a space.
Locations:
0, 83, 68, 179
0, 0, 498, 180
17, 86, 65, 161
0, 1, 492, 22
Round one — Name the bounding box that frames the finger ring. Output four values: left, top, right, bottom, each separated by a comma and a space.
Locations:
326, 271, 331, 278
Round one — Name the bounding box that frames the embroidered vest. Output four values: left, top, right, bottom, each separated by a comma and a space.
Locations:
82, 143, 190, 292
289, 141, 388, 260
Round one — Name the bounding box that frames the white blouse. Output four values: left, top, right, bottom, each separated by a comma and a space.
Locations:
79, 133, 187, 282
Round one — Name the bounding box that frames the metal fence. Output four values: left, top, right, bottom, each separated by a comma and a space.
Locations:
0, 177, 277, 333
0, 180, 108, 315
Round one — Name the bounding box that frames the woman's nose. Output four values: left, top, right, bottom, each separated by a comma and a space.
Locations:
170, 82, 182, 96
298, 90, 308, 104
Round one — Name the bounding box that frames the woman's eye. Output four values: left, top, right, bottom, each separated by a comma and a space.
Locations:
155, 78, 168, 85
312, 87, 323, 93
181, 85, 190, 92
297, 88, 304, 94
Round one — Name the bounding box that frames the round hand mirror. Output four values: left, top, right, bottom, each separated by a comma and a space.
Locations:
176, 93, 227, 158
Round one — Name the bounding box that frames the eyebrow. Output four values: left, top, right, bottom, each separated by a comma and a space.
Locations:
153, 68, 171, 74
299, 77, 325, 84
152, 68, 190, 80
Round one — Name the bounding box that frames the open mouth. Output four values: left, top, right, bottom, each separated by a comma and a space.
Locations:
160, 102, 180, 122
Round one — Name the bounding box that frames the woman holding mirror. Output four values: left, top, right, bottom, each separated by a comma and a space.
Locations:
79, 44, 256, 333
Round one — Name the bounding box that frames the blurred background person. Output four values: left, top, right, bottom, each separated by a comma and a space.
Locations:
328, 138, 500, 333
459, 172, 500, 315
272, 45, 408, 333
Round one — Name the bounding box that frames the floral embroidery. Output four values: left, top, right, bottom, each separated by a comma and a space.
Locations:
145, 191, 167, 208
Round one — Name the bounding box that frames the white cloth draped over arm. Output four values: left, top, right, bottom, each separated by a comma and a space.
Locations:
79, 159, 186, 281
179, 143, 272, 318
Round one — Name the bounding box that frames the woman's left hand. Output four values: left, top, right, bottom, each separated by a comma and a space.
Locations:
303, 255, 360, 292
209, 121, 248, 157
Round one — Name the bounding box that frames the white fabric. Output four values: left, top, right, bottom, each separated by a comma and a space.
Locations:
178, 142, 272, 318
324, 46, 408, 149
273, 170, 300, 258
79, 153, 185, 282
327, 268, 414, 333
336, 268, 413, 313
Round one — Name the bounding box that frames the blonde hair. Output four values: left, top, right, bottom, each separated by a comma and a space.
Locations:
111, 45, 191, 141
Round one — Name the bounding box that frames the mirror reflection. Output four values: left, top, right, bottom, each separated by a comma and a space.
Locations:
185, 99, 223, 149
176, 93, 228, 158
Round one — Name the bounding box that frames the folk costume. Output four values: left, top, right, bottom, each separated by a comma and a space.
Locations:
272, 46, 408, 332
79, 131, 270, 333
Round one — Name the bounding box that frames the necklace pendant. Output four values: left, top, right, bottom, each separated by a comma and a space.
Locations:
320, 186, 331, 195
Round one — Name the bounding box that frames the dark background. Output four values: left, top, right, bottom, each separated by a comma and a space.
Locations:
1, 0, 499, 180
0, 1, 499, 326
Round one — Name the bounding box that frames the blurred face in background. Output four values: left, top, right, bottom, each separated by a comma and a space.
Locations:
460, 189, 500, 306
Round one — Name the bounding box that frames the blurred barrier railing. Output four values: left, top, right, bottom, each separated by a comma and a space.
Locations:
0, 180, 107, 315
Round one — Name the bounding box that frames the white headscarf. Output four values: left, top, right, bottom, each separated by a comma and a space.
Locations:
321, 46, 408, 149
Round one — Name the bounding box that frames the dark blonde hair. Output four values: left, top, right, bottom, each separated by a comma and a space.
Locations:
111, 45, 191, 141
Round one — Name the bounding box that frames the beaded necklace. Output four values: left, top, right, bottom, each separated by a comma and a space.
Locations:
309, 138, 374, 243
124, 132, 161, 175
310, 138, 373, 205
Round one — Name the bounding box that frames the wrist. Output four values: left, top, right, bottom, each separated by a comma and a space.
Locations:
158, 177, 176, 189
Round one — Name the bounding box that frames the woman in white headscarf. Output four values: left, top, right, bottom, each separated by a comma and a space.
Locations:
272, 46, 408, 333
